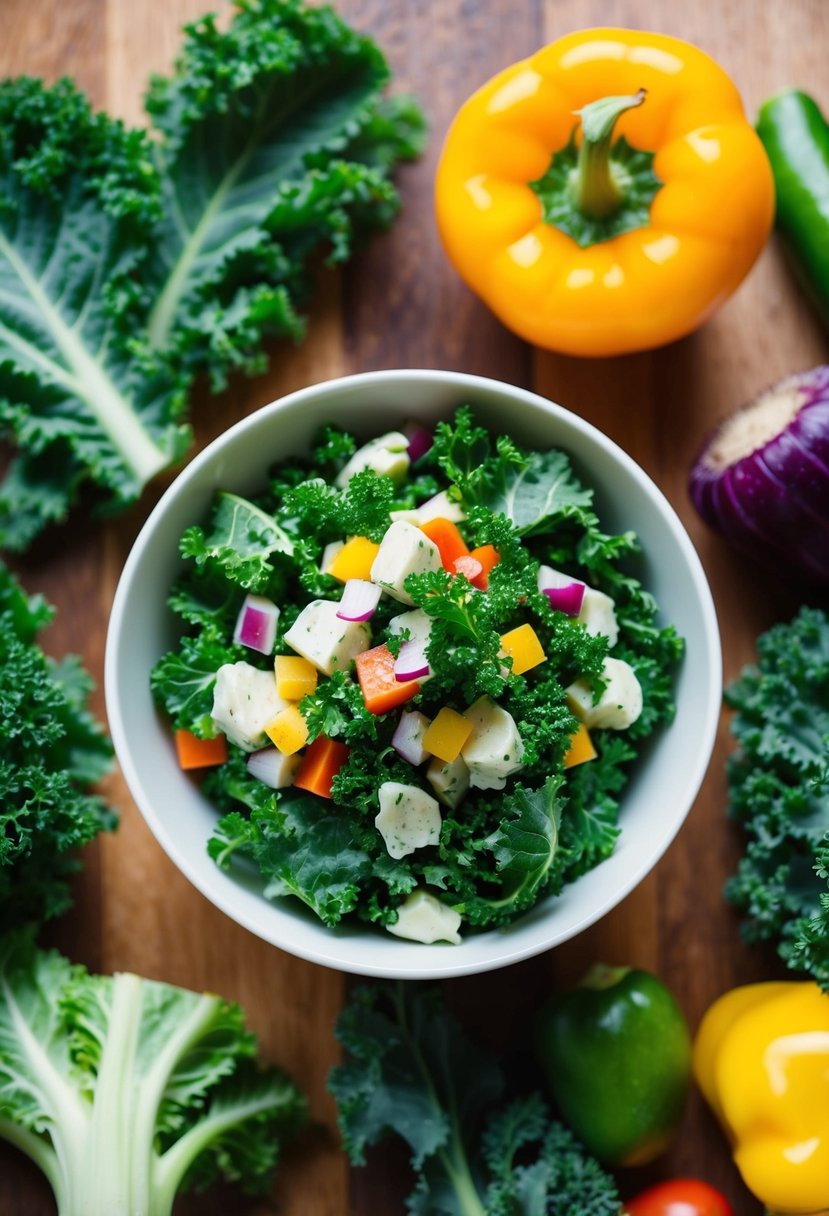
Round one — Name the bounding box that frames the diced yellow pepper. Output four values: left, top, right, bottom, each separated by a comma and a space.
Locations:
328, 536, 381, 582
265, 705, 309, 755
563, 722, 597, 769
275, 655, 318, 701
423, 706, 474, 763
499, 623, 546, 675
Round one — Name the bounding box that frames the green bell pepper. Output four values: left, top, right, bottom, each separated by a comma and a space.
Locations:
756, 90, 829, 327
534, 963, 691, 1167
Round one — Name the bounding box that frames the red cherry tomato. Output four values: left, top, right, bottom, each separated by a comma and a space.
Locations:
625, 1179, 733, 1216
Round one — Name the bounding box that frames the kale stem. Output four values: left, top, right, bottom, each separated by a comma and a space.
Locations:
395, 985, 488, 1216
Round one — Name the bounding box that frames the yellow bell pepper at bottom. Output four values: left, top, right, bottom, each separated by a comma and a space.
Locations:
693, 982, 829, 1215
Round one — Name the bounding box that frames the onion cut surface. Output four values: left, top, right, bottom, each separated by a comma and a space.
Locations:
689, 367, 829, 583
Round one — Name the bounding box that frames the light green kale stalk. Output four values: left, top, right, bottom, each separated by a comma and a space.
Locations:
0, 933, 306, 1216
329, 982, 622, 1216
0, 0, 425, 549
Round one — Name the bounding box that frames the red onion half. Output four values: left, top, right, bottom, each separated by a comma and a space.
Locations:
689, 367, 829, 584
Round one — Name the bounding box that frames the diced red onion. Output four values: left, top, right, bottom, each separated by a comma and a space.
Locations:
246, 748, 295, 789
403, 420, 433, 462
538, 568, 586, 616
233, 594, 279, 654
542, 583, 585, 616
689, 366, 829, 584
394, 638, 430, 681
391, 711, 430, 765
453, 554, 484, 582
336, 579, 382, 621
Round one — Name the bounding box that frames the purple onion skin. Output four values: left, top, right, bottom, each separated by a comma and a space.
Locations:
689, 367, 829, 584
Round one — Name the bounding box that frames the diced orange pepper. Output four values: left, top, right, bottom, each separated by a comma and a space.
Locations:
294, 735, 349, 798
175, 728, 228, 770
500, 623, 547, 676
328, 536, 380, 582
419, 517, 469, 571
468, 544, 500, 590
423, 706, 473, 763
563, 722, 597, 769
355, 644, 420, 715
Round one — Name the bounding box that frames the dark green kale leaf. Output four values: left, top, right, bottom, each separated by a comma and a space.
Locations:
181, 491, 293, 593
429, 407, 592, 536
210, 795, 371, 926
724, 606, 829, 987
0, 77, 190, 550
462, 779, 564, 928
329, 983, 622, 1216
0, 0, 424, 549
150, 629, 240, 736
143, 0, 426, 389
0, 564, 115, 926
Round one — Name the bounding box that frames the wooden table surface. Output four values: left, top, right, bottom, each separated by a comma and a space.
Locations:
3, 0, 828, 1212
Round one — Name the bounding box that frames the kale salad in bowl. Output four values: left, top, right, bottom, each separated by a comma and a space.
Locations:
105, 370, 721, 978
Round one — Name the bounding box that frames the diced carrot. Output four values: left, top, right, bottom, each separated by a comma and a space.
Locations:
355, 644, 420, 715
294, 735, 349, 799
563, 722, 597, 769
468, 544, 500, 590
419, 517, 469, 571
175, 729, 228, 770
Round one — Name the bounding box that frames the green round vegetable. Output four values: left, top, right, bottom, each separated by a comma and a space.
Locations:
534, 963, 692, 1166
756, 89, 829, 326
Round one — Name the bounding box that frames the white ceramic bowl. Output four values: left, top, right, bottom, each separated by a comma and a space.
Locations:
105, 369, 721, 979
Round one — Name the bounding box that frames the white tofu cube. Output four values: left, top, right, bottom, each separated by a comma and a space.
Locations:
386, 889, 462, 945
335, 432, 410, 487
426, 755, 470, 810
375, 781, 442, 860
461, 696, 525, 790
370, 521, 442, 605
282, 599, 371, 676
211, 661, 286, 752
391, 489, 467, 527
578, 587, 619, 647
388, 607, 433, 647
566, 657, 643, 730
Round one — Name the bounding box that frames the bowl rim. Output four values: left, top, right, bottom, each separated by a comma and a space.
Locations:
105, 367, 722, 979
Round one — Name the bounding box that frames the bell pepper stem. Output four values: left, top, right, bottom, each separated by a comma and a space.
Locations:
571, 89, 647, 220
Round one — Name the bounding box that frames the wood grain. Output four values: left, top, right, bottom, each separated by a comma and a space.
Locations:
1, 1, 828, 1213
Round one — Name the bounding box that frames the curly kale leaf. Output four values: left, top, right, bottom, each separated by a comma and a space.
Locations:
143, 0, 426, 389
0, 77, 190, 550
723, 606, 829, 987
0, 932, 306, 1214
0, 0, 424, 549
329, 984, 621, 1216
0, 563, 114, 926
208, 778, 372, 926
462, 778, 564, 928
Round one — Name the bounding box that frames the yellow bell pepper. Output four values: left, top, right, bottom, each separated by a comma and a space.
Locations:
693, 981, 829, 1215
328, 536, 380, 583
499, 623, 546, 676
423, 706, 473, 764
435, 28, 774, 357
